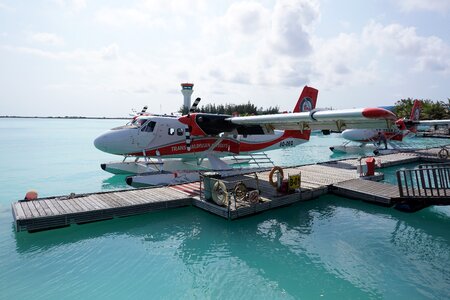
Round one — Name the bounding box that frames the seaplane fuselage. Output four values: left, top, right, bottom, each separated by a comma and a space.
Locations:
94, 115, 310, 159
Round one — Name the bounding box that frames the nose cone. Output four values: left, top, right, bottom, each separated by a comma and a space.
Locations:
94, 134, 108, 152
94, 129, 135, 155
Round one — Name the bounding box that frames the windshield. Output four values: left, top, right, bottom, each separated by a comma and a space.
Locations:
130, 118, 147, 128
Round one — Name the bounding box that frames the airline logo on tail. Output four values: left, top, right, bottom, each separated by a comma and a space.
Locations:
293, 86, 318, 113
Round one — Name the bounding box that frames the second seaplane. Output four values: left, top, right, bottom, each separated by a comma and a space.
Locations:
94, 86, 398, 186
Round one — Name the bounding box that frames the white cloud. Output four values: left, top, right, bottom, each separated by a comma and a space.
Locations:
30, 32, 64, 46
53, 0, 87, 12
397, 0, 450, 12
221, 2, 270, 37
362, 21, 450, 72
95, 0, 207, 28
5, 43, 120, 62
201, 0, 320, 87
0, 1, 13, 10
269, 0, 319, 57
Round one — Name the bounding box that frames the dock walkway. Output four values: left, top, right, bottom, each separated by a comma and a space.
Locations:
11, 147, 449, 232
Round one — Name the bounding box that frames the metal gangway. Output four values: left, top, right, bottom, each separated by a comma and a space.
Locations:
230, 152, 275, 169
396, 163, 450, 203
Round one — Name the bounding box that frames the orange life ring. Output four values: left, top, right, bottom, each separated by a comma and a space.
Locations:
24, 190, 38, 201
269, 166, 284, 187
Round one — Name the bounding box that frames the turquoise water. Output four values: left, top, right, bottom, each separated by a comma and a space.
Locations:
1, 118, 450, 299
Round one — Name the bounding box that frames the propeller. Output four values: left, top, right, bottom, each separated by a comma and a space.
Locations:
189, 98, 201, 113
180, 98, 201, 151
130, 105, 148, 117
138, 106, 148, 115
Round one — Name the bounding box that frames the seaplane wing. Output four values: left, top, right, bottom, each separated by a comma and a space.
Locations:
227, 108, 398, 132
179, 86, 398, 136
415, 119, 450, 126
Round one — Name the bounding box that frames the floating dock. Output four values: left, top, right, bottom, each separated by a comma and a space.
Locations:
11, 147, 449, 232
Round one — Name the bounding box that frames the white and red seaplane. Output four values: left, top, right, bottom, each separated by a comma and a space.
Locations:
94, 86, 398, 186
329, 100, 423, 154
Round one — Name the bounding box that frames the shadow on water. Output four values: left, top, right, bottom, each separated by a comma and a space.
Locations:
101, 174, 130, 191
12, 194, 450, 298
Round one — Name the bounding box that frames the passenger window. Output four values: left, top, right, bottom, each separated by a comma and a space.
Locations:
177, 128, 184, 136
168, 128, 175, 135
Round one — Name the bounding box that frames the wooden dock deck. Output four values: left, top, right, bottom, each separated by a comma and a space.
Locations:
11, 146, 449, 232
331, 179, 399, 206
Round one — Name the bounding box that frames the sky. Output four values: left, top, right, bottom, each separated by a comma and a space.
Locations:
1, 0, 449, 117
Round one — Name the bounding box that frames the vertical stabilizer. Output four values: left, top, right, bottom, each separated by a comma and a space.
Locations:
293, 86, 318, 113
410, 100, 421, 121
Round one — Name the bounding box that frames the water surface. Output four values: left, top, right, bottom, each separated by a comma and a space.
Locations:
1, 118, 449, 299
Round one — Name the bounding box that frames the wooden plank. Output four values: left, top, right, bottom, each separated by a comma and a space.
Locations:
70, 197, 90, 211
49, 199, 68, 215
20, 201, 33, 218
130, 190, 160, 203
65, 199, 87, 212
25, 201, 40, 218
77, 197, 97, 211
106, 192, 136, 206
96, 193, 124, 207
43, 200, 60, 216
132, 189, 162, 202
115, 192, 144, 205
84, 195, 110, 209
55, 199, 76, 213
33, 200, 48, 217
13, 203, 26, 220
117, 191, 144, 204
85, 195, 112, 209
37, 200, 54, 216
104, 192, 133, 207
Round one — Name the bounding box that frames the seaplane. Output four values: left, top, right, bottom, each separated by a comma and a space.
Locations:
329, 100, 424, 154
94, 85, 399, 186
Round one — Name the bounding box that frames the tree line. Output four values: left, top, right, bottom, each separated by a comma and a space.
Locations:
394, 98, 450, 120
180, 101, 279, 115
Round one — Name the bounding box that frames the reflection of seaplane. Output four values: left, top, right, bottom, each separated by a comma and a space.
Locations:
94, 85, 398, 186
330, 100, 423, 154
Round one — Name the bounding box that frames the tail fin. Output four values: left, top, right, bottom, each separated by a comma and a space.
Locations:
410, 100, 421, 121
408, 100, 421, 133
293, 86, 318, 113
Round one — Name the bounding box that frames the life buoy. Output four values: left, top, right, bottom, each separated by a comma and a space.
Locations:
233, 182, 247, 202
247, 190, 259, 204
24, 190, 38, 201
438, 148, 449, 159
269, 166, 284, 187
212, 180, 228, 206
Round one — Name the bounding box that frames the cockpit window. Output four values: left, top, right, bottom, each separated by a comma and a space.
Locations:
131, 118, 147, 128
141, 121, 156, 132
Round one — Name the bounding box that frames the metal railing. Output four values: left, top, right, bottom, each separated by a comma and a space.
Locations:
396, 165, 450, 198
230, 152, 274, 169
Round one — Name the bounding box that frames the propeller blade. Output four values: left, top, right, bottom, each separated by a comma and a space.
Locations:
139, 106, 148, 115
189, 98, 201, 113
185, 126, 191, 151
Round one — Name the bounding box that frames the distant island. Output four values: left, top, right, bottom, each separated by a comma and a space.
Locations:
0, 116, 129, 120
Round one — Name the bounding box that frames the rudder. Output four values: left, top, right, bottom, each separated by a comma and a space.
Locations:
410, 100, 421, 121
293, 86, 318, 113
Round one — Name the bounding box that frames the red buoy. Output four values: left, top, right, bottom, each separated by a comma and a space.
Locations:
24, 190, 38, 200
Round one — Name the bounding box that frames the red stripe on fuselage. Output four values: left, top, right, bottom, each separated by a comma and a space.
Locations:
126, 130, 310, 157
